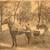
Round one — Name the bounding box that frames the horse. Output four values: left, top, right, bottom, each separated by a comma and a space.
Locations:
2, 17, 32, 47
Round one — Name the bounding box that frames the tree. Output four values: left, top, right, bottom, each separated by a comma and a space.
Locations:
0, 2, 4, 32
0, 1, 20, 32
17, 1, 33, 24
36, 1, 48, 30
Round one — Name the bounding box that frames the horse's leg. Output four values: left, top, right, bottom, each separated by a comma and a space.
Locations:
27, 35, 30, 44
10, 32, 15, 47
14, 35, 17, 47
11, 31, 17, 47
14, 31, 18, 47
25, 32, 31, 45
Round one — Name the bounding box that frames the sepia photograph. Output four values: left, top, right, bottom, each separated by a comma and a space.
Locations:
0, 0, 50, 50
